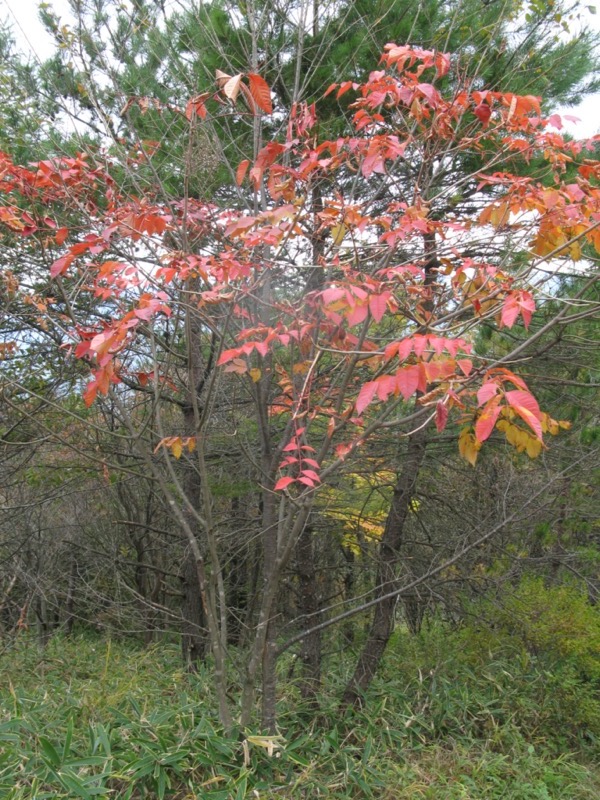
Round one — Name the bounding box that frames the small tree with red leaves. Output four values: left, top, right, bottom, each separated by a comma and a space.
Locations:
1, 45, 599, 729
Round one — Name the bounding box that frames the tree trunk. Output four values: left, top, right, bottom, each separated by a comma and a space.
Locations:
180, 405, 207, 668
295, 522, 321, 707
341, 428, 427, 707
260, 487, 279, 732
64, 557, 77, 636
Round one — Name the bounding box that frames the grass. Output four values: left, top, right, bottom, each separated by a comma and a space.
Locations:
0, 625, 598, 799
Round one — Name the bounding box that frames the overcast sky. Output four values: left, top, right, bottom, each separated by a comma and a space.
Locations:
2, 0, 600, 137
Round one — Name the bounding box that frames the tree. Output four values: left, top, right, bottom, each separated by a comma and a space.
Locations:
2, 33, 600, 731
4, 3, 595, 685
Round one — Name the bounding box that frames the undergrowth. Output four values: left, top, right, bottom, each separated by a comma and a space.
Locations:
1, 592, 598, 799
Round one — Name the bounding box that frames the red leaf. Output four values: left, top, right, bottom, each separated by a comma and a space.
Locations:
254, 340, 269, 357
55, 227, 69, 245
356, 380, 379, 414
297, 476, 316, 487
457, 359, 473, 376
413, 335, 428, 357
75, 340, 92, 359
376, 375, 396, 402
435, 401, 449, 432
83, 382, 98, 407
247, 73, 273, 114
274, 476, 295, 491
50, 253, 75, 278
337, 81, 355, 99
185, 94, 209, 120
474, 103, 492, 126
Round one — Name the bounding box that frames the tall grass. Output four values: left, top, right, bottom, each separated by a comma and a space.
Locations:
0, 610, 598, 799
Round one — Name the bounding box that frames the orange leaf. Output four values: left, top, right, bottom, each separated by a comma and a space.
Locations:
55, 227, 69, 245
236, 159, 250, 186
247, 73, 273, 114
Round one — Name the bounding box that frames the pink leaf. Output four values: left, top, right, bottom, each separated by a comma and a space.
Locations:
475, 398, 502, 442
413, 335, 428, 357
501, 295, 520, 328
376, 375, 396, 402
398, 338, 413, 361
301, 469, 321, 482
254, 340, 269, 357
217, 348, 242, 366
396, 365, 419, 401
356, 381, 379, 414
274, 476, 296, 491
50, 253, 74, 278
346, 302, 369, 327
477, 381, 498, 406
506, 390, 543, 439
369, 293, 388, 323
302, 458, 321, 469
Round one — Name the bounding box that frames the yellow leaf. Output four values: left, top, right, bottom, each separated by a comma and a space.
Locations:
171, 438, 183, 459
514, 428, 529, 452
187, 437, 197, 453
245, 735, 284, 757
526, 435, 543, 459
293, 361, 310, 375
249, 368, 262, 382
459, 428, 481, 466
331, 223, 348, 246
